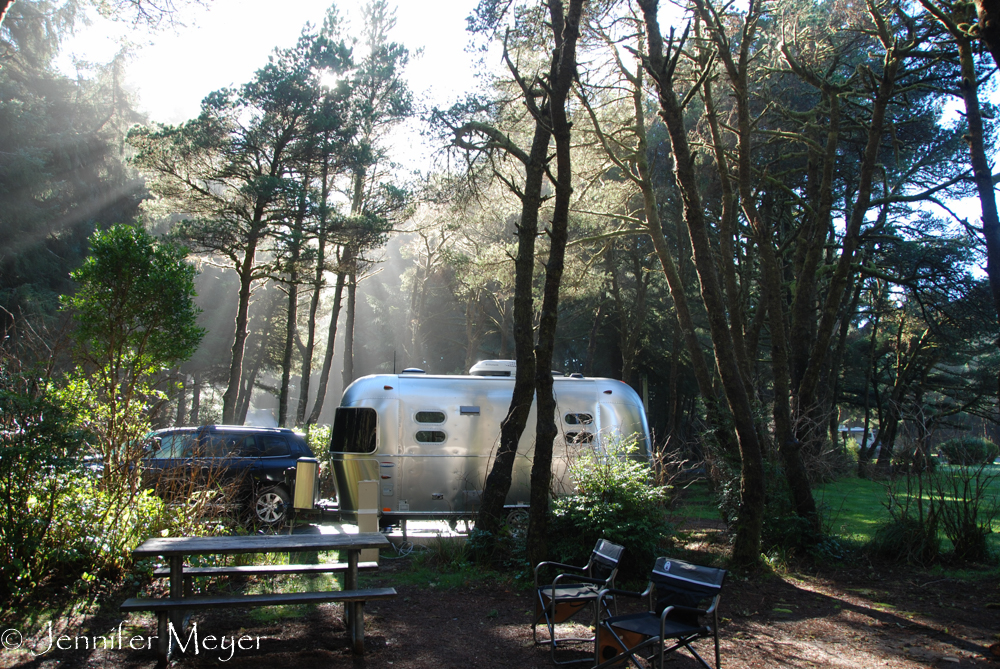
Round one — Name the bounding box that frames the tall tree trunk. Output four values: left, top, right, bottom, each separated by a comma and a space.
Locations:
341, 270, 356, 389
795, 22, 901, 418
189, 373, 201, 426
638, 0, 765, 568
237, 335, 267, 425
298, 132, 334, 425
921, 0, 1000, 405
667, 328, 680, 437
497, 295, 512, 359
279, 262, 300, 427
280, 176, 310, 427
464, 293, 487, 373
527, 0, 585, 568
222, 240, 258, 423
175, 371, 188, 427
975, 0, 1000, 66
699, 51, 751, 387
583, 299, 606, 377
296, 272, 319, 426
307, 269, 347, 425
578, 50, 740, 456
697, 0, 818, 528
473, 113, 550, 543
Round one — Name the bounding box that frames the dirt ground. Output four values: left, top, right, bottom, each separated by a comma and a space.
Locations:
3, 544, 1000, 669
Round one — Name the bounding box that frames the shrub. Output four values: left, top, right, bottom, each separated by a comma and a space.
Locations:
306, 425, 337, 498
939, 437, 999, 466
548, 433, 670, 578
864, 463, 999, 565
0, 367, 221, 602
931, 463, 998, 562
0, 375, 88, 598
466, 513, 528, 573
867, 515, 940, 565
868, 471, 941, 565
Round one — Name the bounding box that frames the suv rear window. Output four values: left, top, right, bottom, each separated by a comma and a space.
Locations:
260, 435, 291, 457
147, 432, 196, 458
202, 433, 251, 457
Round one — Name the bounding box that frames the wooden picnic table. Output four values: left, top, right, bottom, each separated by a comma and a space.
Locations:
123, 532, 393, 665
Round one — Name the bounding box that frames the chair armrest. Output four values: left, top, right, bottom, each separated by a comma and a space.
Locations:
596, 586, 645, 608
534, 561, 585, 587
552, 573, 609, 587
659, 603, 713, 633
658, 593, 720, 621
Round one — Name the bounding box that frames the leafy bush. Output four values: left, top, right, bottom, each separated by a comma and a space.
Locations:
0, 367, 220, 602
548, 434, 670, 578
0, 375, 88, 598
939, 437, 999, 466
867, 515, 940, 565
467, 507, 530, 573
866, 461, 1000, 565
306, 425, 337, 498
867, 471, 941, 565
931, 463, 998, 562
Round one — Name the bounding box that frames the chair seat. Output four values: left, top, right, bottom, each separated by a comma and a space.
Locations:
539, 583, 602, 602
607, 612, 706, 640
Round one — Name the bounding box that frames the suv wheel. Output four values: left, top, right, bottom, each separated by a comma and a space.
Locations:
254, 486, 290, 525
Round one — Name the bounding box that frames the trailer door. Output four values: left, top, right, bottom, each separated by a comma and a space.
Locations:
330, 406, 382, 516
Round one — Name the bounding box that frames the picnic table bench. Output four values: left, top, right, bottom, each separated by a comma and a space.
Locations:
151, 560, 380, 595
121, 533, 393, 666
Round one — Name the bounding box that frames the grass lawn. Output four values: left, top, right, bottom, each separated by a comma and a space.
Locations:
814, 477, 890, 544
674, 465, 1000, 558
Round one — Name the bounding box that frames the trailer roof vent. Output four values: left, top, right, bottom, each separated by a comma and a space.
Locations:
401, 368, 426, 374
570, 373, 584, 379
469, 360, 516, 376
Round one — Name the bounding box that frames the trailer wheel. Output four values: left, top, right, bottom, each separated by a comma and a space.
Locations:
504, 508, 528, 539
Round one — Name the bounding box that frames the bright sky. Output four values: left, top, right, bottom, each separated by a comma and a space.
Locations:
55, 1, 990, 227
58, 0, 489, 168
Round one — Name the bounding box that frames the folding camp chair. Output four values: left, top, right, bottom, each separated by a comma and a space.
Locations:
532, 539, 625, 664
594, 557, 726, 669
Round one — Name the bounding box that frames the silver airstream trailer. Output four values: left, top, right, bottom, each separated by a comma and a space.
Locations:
329, 360, 651, 524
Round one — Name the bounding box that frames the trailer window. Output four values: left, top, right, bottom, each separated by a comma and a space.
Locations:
566, 431, 595, 444
565, 413, 594, 425
415, 411, 446, 424
330, 408, 378, 454
415, 430, 447, 443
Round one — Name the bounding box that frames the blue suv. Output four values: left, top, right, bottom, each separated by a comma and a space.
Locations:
141, 425, 314, 525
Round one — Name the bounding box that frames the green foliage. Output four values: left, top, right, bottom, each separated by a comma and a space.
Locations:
67, 225, 203, 373
548, 434, 670, 578
867, 514, 941, 566
932, 464, 999, 562
939, 437, 999, 466
0, 2, 145, 338
306, 424, 336, 497
865, 464, 1000, 565
0, 372, 87, 598
466, 512, 529, 573
306, 425, 331, 453
0, 367, 175, 601
63, 224, 203, 490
